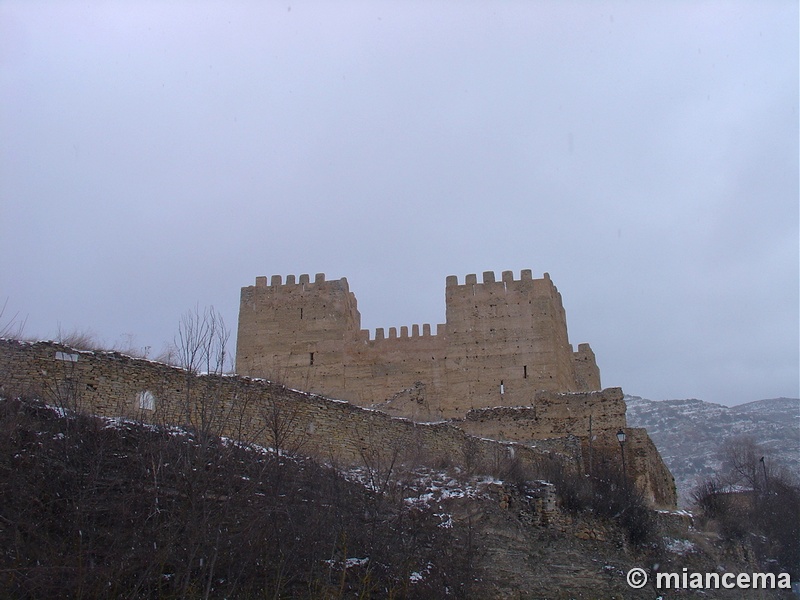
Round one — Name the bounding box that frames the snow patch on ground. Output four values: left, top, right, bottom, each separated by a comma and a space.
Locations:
340, 465, 503, 511
664, 537, 697, 555
323, 557, 369, 569
409, 562, 433, 584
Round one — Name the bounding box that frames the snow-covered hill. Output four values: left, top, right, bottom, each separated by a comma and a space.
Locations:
625, 395, 800, 507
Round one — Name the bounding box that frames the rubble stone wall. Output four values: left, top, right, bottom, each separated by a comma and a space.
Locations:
0, 339, 570, 472
0, 338, 675, 507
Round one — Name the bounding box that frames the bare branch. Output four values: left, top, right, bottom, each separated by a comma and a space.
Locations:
0, 299, 26, 339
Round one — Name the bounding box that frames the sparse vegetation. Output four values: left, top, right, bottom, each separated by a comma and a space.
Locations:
0, 397, 481, 599
3, 327, 735, 598
538, 451, 658, 547
55, 324, 102, 352
691, 436, 800, 578
0, 299, 26, 339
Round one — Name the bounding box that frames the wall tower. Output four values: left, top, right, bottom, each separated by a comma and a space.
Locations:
236, 270, 601, 419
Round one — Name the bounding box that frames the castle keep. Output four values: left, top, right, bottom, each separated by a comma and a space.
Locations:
236, 270, 602, 421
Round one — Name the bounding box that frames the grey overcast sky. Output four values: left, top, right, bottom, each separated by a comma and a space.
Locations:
1, 1, 797, 407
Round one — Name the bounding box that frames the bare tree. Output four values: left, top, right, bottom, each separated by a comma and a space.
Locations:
693, 438, 800, 576
170, 305, 232, 439
174, 305, 231, 376
718, 435, 769, 492
261, 390, 304, 458
0, 298, 26, 339
356, 426, 406, 531
110, 332, 152, 359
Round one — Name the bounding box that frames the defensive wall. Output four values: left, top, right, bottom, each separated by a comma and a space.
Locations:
0, 339, 582, 471
456, 388, 675, 507
236, 270, 602, 420
0, 339, 676, 507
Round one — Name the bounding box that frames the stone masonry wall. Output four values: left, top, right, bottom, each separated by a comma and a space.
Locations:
236, 270, 602, 420
0, 339, 575, 478
455, 388, 677, 507
0, 339, 675, 507
458, 388, 628, 440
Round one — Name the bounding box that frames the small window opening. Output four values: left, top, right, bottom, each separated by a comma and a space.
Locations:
523, 365, 528, 379
500, 380, 505, 395
137, 390, 155, 411
310, 352, 314, 366
300, 308, 304, 320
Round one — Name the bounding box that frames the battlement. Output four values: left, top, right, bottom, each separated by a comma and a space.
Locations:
237, 269, 601, 419
364, 322, 445, 342
445, 269, 540, 287
443, 270, 565, 313
253, 273, 349, 291
445, 270, 559, 293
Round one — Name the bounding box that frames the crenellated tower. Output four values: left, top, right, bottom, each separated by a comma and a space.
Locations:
236, 270, 601, 419
236, 273, 362, 399
443, 270, 599, 412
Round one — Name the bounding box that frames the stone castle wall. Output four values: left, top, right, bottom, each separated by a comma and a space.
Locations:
236, 270, 601, 420
455, 388, 675, 506
0, 339, 576, 474
458, 388, 628, 441
0, 339, 676, 507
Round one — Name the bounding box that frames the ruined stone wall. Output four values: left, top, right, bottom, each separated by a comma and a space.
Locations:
570, 428, 678, 509
0, 339, 568, 476
606, 427, 677, 508
0, 339, 675, 507
236, 270, 601, 419
455, 388, 677, 508
458, 388, 627, 441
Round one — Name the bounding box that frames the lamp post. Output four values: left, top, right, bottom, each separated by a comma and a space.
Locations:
616, 429, 627, 486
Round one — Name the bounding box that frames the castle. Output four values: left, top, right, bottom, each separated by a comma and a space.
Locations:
234, 269, 677, 506
236, 269, 602, 421
0, 268, 677, 507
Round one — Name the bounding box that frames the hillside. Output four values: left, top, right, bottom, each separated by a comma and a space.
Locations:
4, 396, 787, 599
625, 395, 800, 506
0, 397, 479, 598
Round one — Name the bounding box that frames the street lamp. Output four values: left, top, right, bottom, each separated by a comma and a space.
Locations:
616, 429, 627, 486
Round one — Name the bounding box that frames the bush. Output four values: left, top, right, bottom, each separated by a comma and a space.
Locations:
692, 441, 800, 578
538, 452, 656, 546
